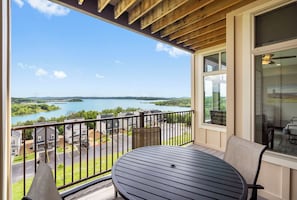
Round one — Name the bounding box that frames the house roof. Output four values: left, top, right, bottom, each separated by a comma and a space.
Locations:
98, 114, 115, 119
52, 0, 256, 53
11, 130, 21, 138
36, 126, 58, 134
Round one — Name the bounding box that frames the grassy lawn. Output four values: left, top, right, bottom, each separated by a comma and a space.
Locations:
162, 132, 192, 145
95, 135, 110, 143
12, 131, 192, 199
56, 145, 78, 153
13, 145, 76, 164
13, 153, 35, 164
12, 152, 124, 200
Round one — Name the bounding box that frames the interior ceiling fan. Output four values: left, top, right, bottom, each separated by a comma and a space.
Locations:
262, 54, 296, 65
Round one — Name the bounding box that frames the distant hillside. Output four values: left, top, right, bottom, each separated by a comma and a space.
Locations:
153, 98, 191, 107
11, 97, 82, 103
11, 96, 175, 103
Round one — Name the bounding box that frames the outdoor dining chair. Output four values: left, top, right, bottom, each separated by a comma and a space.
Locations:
132, 127, 161, 149
224, 136, 267, 200
22, 162, 61, 200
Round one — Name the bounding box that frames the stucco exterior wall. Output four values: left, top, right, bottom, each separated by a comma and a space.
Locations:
226, 0, 297, 199
193, 44, 227, 152
193, 0, 297, 199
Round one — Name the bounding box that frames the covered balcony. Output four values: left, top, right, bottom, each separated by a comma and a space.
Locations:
12, 110, 193, 199
1, 0, 297, 200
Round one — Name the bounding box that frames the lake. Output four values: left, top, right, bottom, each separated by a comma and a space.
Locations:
11, 98, 190, 125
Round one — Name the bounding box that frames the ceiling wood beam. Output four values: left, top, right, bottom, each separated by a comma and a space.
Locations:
140, 0, 188, 30
169, 11, 225, 41
193, 34, 226, 48
98, 0, 111, 12
190, 33, 226, 49
78, 0, 84, 5
151, 0, 215, 34
161, 0, 255, 38
128, 0, 162, 25
184, 27, 225, 47
114, 0, 137, 19
166, 0, 240, 40
176, 19, 226, 44
192, 38, 226, 51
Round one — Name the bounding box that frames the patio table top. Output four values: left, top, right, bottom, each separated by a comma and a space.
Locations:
112, 145, 247, 200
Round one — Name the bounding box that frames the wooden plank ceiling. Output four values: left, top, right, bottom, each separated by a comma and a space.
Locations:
53, 0, 256, 53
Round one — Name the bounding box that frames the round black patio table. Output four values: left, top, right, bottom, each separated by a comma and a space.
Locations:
112, 145, 247, 200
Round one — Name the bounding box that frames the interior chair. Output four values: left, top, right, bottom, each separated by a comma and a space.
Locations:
255, 114, 274, 149
224, 136, 267, 200
22, 162, 111, 200
132, 127, 161, 149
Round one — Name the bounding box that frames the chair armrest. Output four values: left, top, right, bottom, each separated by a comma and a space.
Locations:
247, 184, 264, 190
22, 197, 32, 200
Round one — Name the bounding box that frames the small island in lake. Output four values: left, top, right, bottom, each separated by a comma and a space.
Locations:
152, 98, 190, 107
11, 103, 60, 116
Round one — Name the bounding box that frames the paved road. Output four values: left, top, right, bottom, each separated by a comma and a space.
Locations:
12, 123, 189, 183
12, 133, 130, 183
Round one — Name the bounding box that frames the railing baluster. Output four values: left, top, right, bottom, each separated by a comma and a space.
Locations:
117, 119, 119, 159
126, 117, 129, 152
105, 120, 108, 172
63, 124, 66, 186
121, 118, 124, 154
23, 129, 26, 196
45, 126, 48, 163
34, 128, 37, 173
99, 120, 102, 173
86, 123, 89, 178
111, 119, 114, 165
79, 122, 82, 180
71, 123, 74, 183
93, 121, 96, 175
54, 125, 57, 182
13, 110, 193, 194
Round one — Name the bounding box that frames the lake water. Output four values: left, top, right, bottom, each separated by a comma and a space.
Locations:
11, 99, 190, 125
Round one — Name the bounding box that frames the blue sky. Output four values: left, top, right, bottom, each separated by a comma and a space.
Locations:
11, 0, 191, 98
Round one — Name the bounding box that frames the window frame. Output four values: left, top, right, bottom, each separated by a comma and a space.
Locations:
252, 2, 297, 158
202, 50, 227, 127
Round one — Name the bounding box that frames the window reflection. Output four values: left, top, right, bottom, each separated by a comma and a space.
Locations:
255, 48, 297, 157
204, 74, 226, 125
204, 54, 219, 72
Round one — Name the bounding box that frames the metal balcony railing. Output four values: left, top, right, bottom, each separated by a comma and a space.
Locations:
11, 110, 193, 198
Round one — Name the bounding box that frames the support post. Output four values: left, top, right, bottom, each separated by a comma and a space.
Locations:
1, 0, 11, 199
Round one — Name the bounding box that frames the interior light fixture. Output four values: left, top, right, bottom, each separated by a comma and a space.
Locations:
262, 54, 273, 65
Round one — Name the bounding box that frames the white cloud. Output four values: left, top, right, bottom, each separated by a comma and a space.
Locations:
17, 62, 36, 70
13, 0, 25, 7
53, 70, 67, 79
114, 60, 123, 64
21, 0, 70, 16
35, 68, 48, 76
156, 42, 189, 57
95, 74, 104, 79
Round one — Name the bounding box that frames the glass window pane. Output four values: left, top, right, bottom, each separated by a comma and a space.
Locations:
221, 52, 226, 70
204, 74, 226, 125
255, 47, 297, 157
255, 2, 297, 47
204, 54, 219, 72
